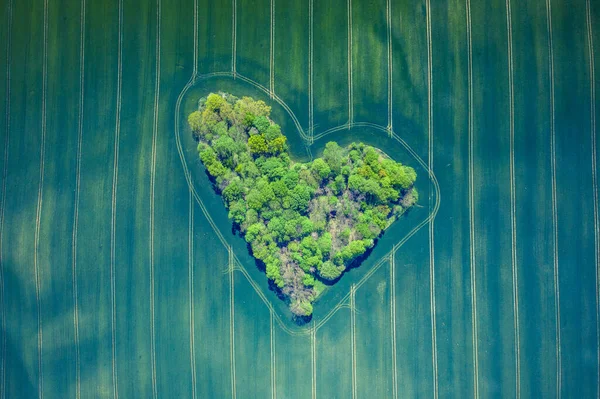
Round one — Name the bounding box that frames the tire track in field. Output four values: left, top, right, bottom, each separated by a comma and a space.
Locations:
110, 0, 124, 396
308, 0, 313, 142
347, 0, 353, 126
505, 0, 521, 396
34, 1, 49, 396
311, 321, 316, 399
71, 1, 85, 397
386, 0, 392, 133
188, 4, 198, 397
269, 0, 274, 98
585, 0, 599, 395
389, 253, 398, 399
229, 246, 237, 399
0, 2, 13, 397
176, 72, 439, 338
149, 0, 161, 396
188, 191, 197, 399
545, 0, 562, 395
232, 0, 237, 77
425, 1, 439, 397
465, 1, 480, 396
192, 0, 197, 79
270, 310, 276, 399
350, 284, 357, 399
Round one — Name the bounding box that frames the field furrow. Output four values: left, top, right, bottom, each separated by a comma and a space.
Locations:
0, 1, 9, 397
237, 0, 271, 89
197, 0, 232, 75
351, 0, 387, 126
430, 1, 475, 396
75, 0, 119, 396
355, 263, 394, 398
512, 0, 558, 396
273, 0, 309, 133
551, 0, 599, 395
316, 308, 353, 399
192, 204, 230, 398
112, 0, 158, 395
153, 0, 194, 396
2, 0, 45, 397
592, 1, 600, 395
390, 0, 428, 160
470, 0, 518, 395
233, 272, 272, 399
37, 0, 81, 396
274, 323, 312, 399
313, 0, 349, 132
394, 228, 434, 397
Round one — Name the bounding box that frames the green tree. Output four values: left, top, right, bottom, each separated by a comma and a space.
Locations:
268, 136, 287, 154
188, 111, 202, 131
248, 134, 269, 154
264, 124, 282, 141
253, 115, 271, 133
228, 201, 247, 225
213, 135, 237, 164
223, 180, 243, 203
311, 158, 331, 180
318, 261, 342, 280
323, 141, 345, 173
317, 232, 332, 256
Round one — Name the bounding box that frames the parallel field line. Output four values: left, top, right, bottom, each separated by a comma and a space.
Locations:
347, 0, 353, 126
466, 0, 480, 396
545, 0, 562, 395
229, 246, 237, 399
0, 2, 12, 397
351, 285, 357, 399
193, 0, 197, 78
311, 323, 316, 399
426, 1, 438, 397
34, 0, 49, 396
270, 311, 276, 399
270, 0, 274, 98
72, 0, 85, 397
390, 253, 398, 399
585, 1, 599, 396
232, 0, 237, 76
149, 0, 161, 397
188, 6, 198, 395
110, 0, 124, 396
309, 0, 313, 141
189, 0, 198, 393
387, 0, 392, 133
505, 0, 521, 396
188, 191, 197, 399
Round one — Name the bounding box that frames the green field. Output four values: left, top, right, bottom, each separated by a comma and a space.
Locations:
1, 0, 599, 398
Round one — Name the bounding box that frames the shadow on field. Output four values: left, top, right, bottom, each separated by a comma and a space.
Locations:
2, 265, 38, 398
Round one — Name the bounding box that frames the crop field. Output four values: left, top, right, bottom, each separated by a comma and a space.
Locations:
0, 0, 599, 397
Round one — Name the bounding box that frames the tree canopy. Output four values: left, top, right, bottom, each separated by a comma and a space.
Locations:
189, 92, 418, 317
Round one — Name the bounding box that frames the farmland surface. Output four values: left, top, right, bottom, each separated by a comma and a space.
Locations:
1, 0, 599, 398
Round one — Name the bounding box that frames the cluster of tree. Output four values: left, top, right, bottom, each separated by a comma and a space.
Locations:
189, 92, 418, 317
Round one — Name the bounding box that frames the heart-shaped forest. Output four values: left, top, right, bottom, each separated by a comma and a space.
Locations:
188, 92, 418, 318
